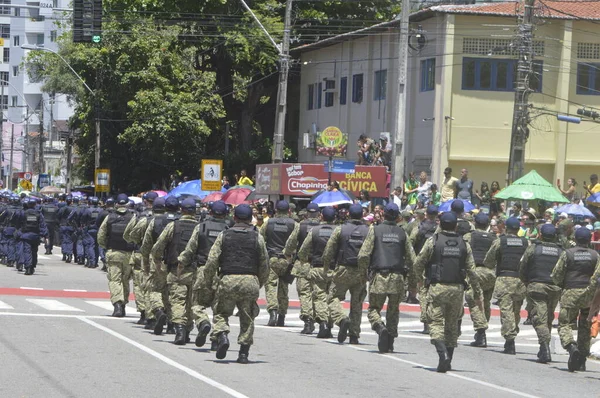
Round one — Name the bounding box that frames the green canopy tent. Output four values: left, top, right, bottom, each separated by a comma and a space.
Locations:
494, 170, 569, 203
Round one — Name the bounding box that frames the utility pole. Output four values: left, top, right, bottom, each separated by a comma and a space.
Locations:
392, 0, 410, 192
95, 71, 100, 170
0, 84, 4, 187
39, 103, 44, 181
271, 0, 292, 163
8, 124, 13, 191
507, 0, 536, 184
66, 130, 73, 194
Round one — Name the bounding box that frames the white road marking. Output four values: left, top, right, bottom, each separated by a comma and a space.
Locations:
0, 312, 134, 320
20, 287, 43, 290
85, 300, 139, 315
37, 255, 50, 260
0, 300, 14, 310
26, 299, 85, 312
64, 289, 87, 292
78, 317, 249, 398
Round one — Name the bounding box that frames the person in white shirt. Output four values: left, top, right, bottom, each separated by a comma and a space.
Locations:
391, 186, 402, 208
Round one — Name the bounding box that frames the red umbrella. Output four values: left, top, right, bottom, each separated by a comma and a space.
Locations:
201, 192, 224, 203
222, 187, 253, 205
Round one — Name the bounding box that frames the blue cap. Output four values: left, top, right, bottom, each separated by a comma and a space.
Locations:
474, 213, 490, 225
144, 191, 158, 202
276, 200, 289, 211
105, 198, 115, 206
306, 203, 320, 213
384, 203, 400, 218
235, 204, 253, 220
575, 227, 592, 243
210, 200, 228, 216
426, 205, 439, 215
505, 217, 520, 230
165, 196, 179, 211
153, 197, 166, 210
90, 196, 99, 205
349, 204, 363, 219
450, 200, 464, 213
440, 211, 457, 230
116, 193, 129, 205
540, 223, 556, 238
181, 198, 196, 212
322, 206, 336, 222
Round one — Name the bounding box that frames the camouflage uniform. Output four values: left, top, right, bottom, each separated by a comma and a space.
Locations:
124, 211, 152, 320
358, 222, 417, 338
414, 232, 480, 348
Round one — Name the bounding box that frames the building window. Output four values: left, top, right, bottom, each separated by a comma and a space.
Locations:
307, 84, 314, 110
576, 63, 600, 95
12, 66, 17, 77
421, 58, 436, 92
0, 71, 7, 85
53, 0, 58, 7
374, 69, 387, 100
340, 77, 347, 105
13, 35, 18, 47
0, 0, 10, 16
0, 24, 9, 39
462, 57, 542, 93
324, 79, 335, 107
1, 95, 7, 110
36, 34, 44, 45
10, 96, 16, 107
317, 82, 322, 109
352, 73, 363, 103
3, 48, 8, 63
50, 30, 57, 42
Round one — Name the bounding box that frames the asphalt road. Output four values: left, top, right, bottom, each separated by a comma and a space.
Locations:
0, 248, 598, 397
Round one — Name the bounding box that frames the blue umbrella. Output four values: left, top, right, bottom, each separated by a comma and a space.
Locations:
587, 192, 600, 204
555, 203, 595, 218
168, 179, 215, 199
311, 190, 353, 207
438, 199, 476, 213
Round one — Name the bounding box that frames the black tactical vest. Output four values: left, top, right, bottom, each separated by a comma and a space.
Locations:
528, 242, 562, 284
456, 219, 472, 237
196, 218, 228, 265
88, 207, 101, 228
59, 205, 75, 226
430, 232, 467, 284
471, 230, 496, 266
336, 222, 369, 267
165, 218, 198, 266
265, 217, 296, 258
414, 219, 437, 254
22, 209, 40, 234
370, 223, 407, 273
107, 212, 134, 251
152, 213, 179, 241
497, 235, 528, 277
310, 224, 335, 267
42, 205, 58, 224
564, 247, 598, 289
220, 225, 260, 275
298, 218, 320, 248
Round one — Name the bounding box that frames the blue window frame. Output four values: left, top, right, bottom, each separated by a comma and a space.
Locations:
374, 69, 387, 100
462, 57, 543, 93
577, 63, 600, 95
317, 82, 322, 109
420, 58, 435, 92
340, 76, 347, 105
352, 73, 363, 103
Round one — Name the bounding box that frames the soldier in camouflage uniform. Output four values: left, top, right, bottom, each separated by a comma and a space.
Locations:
297, 206, 337, 338
260, 200, 298, 327
283, 203, 321, 334
151, 198, 198, 345
551, 227, 600, 372
97, 194, 135, 317
178, 200, 229, 349
557, 219, 576, 250
519, 223, 563, 364
201, 204, 269, 363
404, 208, 423, 237
463, 213, 497, 348
358, 203, 416, 353
483, 217, 529, 354
322, 204, 369, 344
123, 191, 158, 326
415, 212, 480, 372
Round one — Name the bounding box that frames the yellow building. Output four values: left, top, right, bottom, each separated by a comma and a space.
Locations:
293, 1, 600, 197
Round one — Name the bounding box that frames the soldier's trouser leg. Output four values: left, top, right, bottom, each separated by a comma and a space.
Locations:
296, 277, 314, 320
20, 235, 37, 269
329, 280, 349, 326
426, 284, 464, 348
419, 286, 428, 324
213, 275, 260, 345
16, 239, 24, 266
106, 250, 132, 305
310, 268, 330, 323
74, 234, 83, 259
99, 247, 106, 264
82, 232, 96, 266
60, 226, 73, 255
6, 234, 16, 263
148, 270, 168, 312
465, 285, 495, 331
368, 293, 401, 337
45, 224, 55, 252
265, 269, 279, 312
495, 276, 525, 340
167, 267, 195, 328
130, 253, 146, 312
348, 282, 367, 338
558, 306, 591, 351
528, 283, 561, 344
191, 265, 214, 326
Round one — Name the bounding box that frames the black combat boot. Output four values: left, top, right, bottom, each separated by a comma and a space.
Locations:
447, 347, 455, 371
388, 337, 395, 353
434, 340, 451, 373
62, 253, 66, 261
136, 310, 146, 325
374, 323, 390, 353
16, 263, 23, 272
276, 314, 285, 327
120, 303, 126, 317
113, 301, 124, 317
145, 318, 156, 330
317, 322, 332, 338
153, 309, 167, 335
567, 343, 583, 372
579, 358, 587, 372
422, 323, 430, 335
300, 318, 313, 334
337, 317, 350, 343
195, 320, 211, 348
215, 332, 230, 360
173, 324, 186, 345
166, 322, 175, 334
24, 267, 33, 276
503, 339, 516, 355
66, 254, 72, 263
470, 329, 487, 348
537, 342, 551, 364
523, 313, 532, 325
237, 344, 250, 364
349, 336, 359, 345
267, 310, 277, 326
211, 340, 218, 351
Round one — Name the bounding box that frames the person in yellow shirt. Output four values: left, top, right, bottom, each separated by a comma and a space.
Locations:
237, 169, 254, 186
585, 174, 600, 196
440, 167, 459, 203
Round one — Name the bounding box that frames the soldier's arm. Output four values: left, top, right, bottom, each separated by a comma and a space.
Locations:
404, 234, 418, 287
322, 226, 341, 272
130, 217, 148, 245
297, 232, 313, 263
178, 224, 201, 267
357, 226, 375, 270
519, 245, 534, 283
139, 219, 155, 258
409, 226, 419, 245
203, 233, 223, 288
259, 221, 267, 238
550, 252, 568, 288
97, 217, 109, 249
462, 232, 471, 243
123, 214, 138, 243
414, 238, 434, 281
483, 239, 500, 269
257, 235, 270, 287
464, 242, 481, 296
38, 213, 48, 237
150, 223, 174, 263
283, 223, 300, 258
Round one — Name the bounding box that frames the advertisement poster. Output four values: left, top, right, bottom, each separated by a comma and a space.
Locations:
255, 164, 281, 195
315, 126, 348, 157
